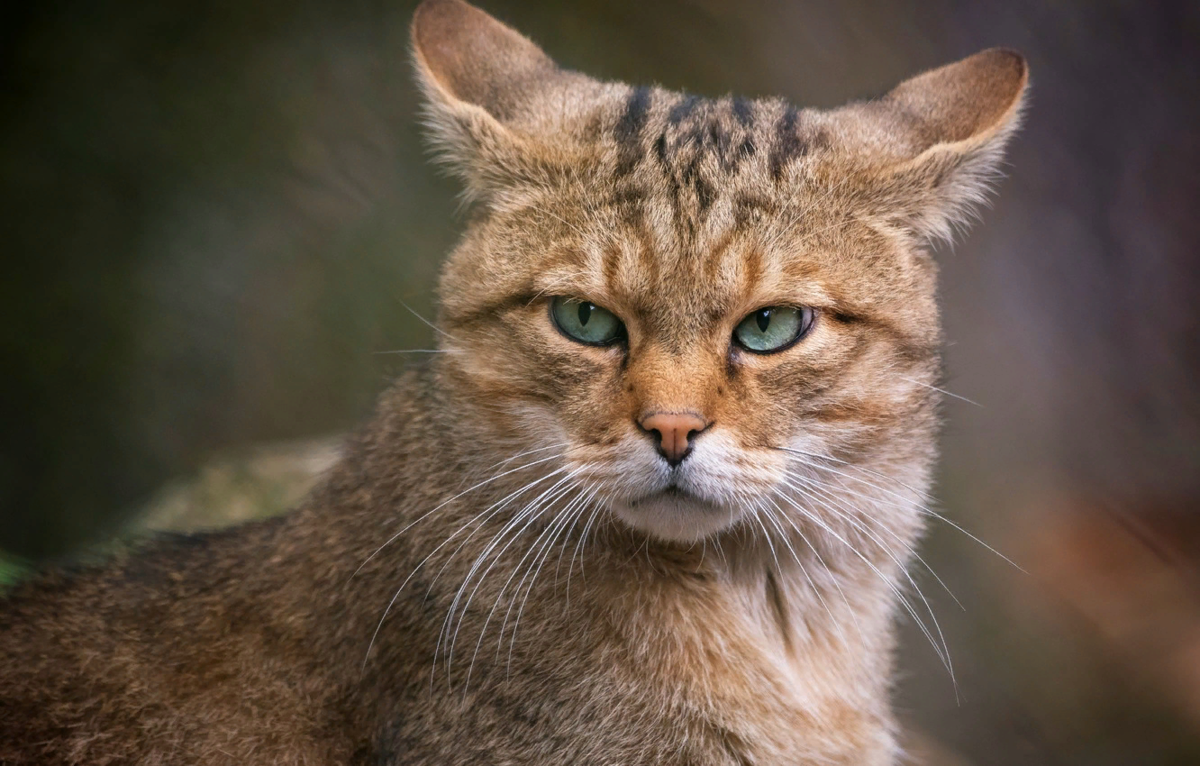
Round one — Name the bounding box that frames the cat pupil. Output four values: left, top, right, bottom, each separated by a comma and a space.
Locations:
578, 302, 592, 326
756, 309, 772, 332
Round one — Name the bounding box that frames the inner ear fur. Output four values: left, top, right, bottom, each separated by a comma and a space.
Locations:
851, 48, 1029, 244
412, 0, 558, 122
887, 48, 1027, 149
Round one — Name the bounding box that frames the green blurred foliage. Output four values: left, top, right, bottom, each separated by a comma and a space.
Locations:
0, 555, 26, 590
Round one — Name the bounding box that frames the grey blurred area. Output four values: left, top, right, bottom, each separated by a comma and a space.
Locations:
2, 0, 1198, 763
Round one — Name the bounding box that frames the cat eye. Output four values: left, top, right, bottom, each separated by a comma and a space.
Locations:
550, 297, 625, 346
733, 306, 815, 353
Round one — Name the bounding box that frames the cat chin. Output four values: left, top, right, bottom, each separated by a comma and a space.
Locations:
609, 491, 741, 544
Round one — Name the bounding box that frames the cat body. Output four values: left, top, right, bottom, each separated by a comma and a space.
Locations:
0, 1, 1027, 763
1, 375, 895, 764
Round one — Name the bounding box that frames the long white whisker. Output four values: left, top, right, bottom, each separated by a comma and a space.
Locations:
567, 494, 606, 595
809, 472, 964, 610
441, 479, 573, 662
422, 465, 573, 598
435, 475, 573, 679
397, 297, 456, 341
748, 498, 783, 574
769, 493, 867, 643
554, 482, 598, 588
897, 376, 982, 407
487, 442, 572, 472
363, 466, 567, 672
560, 484, 603, 611
774, 487, 954, 678
778, 446, 1021, 571
354, 449, 567, 577
782, 472, 955, 681
465, 491, 582, 690
756, 497, 849, 646
373, 348, 458, 355
443, 471, 579, 680
473, 482, 589, 674
504, 490, 592, 674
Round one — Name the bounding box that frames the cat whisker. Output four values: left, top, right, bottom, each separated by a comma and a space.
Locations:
773, 488, 955, 682
782, 468, 963, 611
354, 448, 567, 578
487, 441, 571, 473
469, 496, 580, 688
441, 481, 572, 661
896, 376, 982, 408
554, 482, 600, 590
711, 531, 729, 568
443, 471, 580, 682
767, 494, 866, 644
397, 297, 458, 341
432, 470, 576, 681
422, 463, 574, 598
503, 489, 594, 676
372, 348, 458, 355
779, 472, 957, 683
753, 496, 851, 647
746, 495, 784, 575
484, 482, 588, 666
363, 465, 569, 672
775, 446, 1022, 572
567, 488, 607, 593
807, 474, 965, 611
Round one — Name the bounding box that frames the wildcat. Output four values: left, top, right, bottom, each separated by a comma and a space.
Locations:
0, 1, 1027, 763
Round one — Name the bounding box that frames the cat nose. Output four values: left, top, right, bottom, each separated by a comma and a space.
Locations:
639, 412, 709, 467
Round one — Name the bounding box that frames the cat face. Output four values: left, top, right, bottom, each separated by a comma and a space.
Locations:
415, 0, 1026, 543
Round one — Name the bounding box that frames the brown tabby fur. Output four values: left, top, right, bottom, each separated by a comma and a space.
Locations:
0, 1, 1027, 763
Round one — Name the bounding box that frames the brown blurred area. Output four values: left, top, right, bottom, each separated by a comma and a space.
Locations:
2, 0, 1198, 762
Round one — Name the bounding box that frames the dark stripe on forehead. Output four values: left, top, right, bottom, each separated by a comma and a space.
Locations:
668, 94, 702, 125
653, 133, 679, 197
608, 184, 647, 225
770, 106, 804, 181
601, 239, 622, 297
733, 193, 775, 227
731, 96, 754, 128
614, 86, 652, 175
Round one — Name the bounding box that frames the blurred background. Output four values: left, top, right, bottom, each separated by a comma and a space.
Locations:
2, 0, 1198, 762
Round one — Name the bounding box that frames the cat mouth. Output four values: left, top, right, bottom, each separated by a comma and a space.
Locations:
628, 484, 705, 507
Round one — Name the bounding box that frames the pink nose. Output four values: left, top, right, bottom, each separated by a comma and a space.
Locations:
639, 412, 709, 466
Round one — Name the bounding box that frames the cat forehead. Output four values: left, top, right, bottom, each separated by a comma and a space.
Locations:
531, 88, 852, 250
499, 91, 871, 297
495, 85, 835, 214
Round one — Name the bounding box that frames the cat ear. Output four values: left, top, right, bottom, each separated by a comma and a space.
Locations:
410, 0, 587, 203
845, 48, 1029, 245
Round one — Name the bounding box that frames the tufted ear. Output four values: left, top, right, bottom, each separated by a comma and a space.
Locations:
842, 48, 1029, 245
411, 0, 592, 203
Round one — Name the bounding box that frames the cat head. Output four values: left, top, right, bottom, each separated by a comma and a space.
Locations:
412, 0, 1026, 544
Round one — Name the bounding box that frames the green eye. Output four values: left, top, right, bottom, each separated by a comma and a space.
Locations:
550, 297, 625, 346
733, 306, 815, 353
